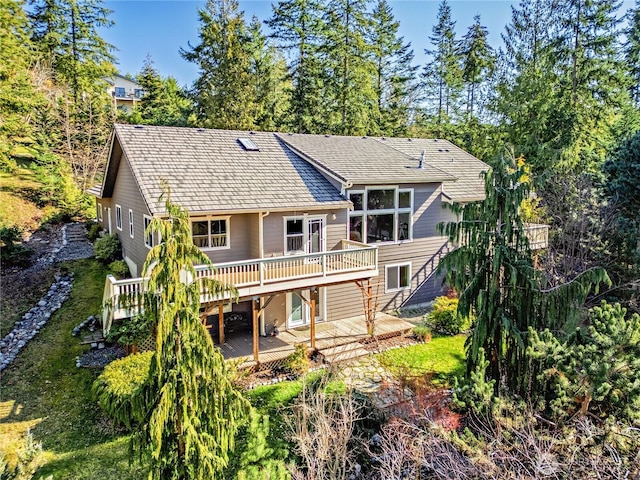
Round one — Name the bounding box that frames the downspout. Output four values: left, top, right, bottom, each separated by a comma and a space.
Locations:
259, 211, 270, 336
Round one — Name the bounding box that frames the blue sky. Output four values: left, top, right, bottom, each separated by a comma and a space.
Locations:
101, 0, 634, 87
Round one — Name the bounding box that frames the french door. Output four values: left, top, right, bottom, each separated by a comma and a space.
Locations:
287, 289, 324, 328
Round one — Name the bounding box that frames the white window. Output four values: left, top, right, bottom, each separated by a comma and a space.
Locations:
129, 210, 134, 238
191, 217, 230, 250
97, 203, 103, 222
348, 187, 413, 244
385, 263, 411, 293
284, 216, 325, 255
285, 218, 304, 253
115, 205, 122, 230
143, 215, 154, 248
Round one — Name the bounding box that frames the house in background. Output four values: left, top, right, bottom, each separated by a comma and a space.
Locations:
90, 124, 547, 364
105, 74, 144, 113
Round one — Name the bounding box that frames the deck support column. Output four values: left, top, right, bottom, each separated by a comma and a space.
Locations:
218, 304, 225, 344
310, 288, 316, 350
252, 297, 260, 364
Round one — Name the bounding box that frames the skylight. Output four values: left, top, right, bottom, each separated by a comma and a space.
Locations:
238, 138, 259, 151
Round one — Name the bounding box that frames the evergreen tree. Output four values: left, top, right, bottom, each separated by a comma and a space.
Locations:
625, 1, 640, 105
0, 0, 43, 169
438, 154, 610, 395
422, 0, 462, 127
130, 187, 250, 479
246, 16, 289, 131
29, 0, 115, 99
320, 0, 376, 135
132, 56, 193, 126
182, 0, 257, 129
267, 0, 325, 133
368, 0, 417, 136
457, 14, 495, 120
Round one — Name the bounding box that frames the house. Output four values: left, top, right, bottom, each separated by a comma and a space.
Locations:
91, 124, 546, 364
105, 74, 144, 113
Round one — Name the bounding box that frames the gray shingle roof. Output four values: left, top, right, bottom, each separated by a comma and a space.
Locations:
377, 137, 488, 201
276, 133, 458, 185
112, 124, 350, 216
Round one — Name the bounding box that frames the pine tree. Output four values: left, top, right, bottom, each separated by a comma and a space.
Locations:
130, 187, 250, 479
320, 0, 376, 135
132, 56, 192, 126
267, 0, 325, 133
438, 154, 610, 395
368, 0, 417, 136
29, 0, 115, 99
422, 0, 462, 127
0, 0, 44, 169
182, 0, 258, 129
457, 14, 495, 120
625, 1, 640, 105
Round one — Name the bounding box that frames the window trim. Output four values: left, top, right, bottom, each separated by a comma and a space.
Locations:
283, 214, 327, 255
385, 263, 412, 293
348, 186, 414, 245
128, 209, 134, 238
143, 215, 153, 249
97, 203, 103, 222
190, 216, 231, 251
115, 204, 123, 231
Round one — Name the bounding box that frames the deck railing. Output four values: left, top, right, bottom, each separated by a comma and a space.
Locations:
102, 240, 378, 335
524, 223, 549, 250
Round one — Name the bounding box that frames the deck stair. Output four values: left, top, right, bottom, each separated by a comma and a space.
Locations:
320, 341, 370, 365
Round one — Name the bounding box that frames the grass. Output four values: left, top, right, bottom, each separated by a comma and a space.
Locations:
0, 167, 56, 232
0, 259, 144, 479
377, 335, 467, 386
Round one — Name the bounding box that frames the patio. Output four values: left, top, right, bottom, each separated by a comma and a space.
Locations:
210, 312, 415, 368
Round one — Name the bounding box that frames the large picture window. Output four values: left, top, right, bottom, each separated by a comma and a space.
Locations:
349, 188, 413, 244
191, 217, 229, 249
386, 263, 411, 292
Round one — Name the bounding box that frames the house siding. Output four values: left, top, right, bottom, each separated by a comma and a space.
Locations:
109, 152, 152, 277
325, 183, 452, 321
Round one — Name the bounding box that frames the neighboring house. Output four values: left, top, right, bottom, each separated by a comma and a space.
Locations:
91, 124, 544, 362
105, 74, 144, 113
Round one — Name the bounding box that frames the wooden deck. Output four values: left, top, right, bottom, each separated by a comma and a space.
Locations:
212, 313, 414, 367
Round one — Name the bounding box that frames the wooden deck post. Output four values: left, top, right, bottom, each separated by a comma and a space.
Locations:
252, 297, 259, 364
218, 303, 225, 344
310, 288, 316, 350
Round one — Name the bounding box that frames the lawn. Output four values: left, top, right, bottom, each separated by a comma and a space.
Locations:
0, 259, 144, 479
376, 335, 467, 386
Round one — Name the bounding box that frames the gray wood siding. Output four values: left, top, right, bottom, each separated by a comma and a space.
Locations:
325, 184, 452, 321
200, 213, 253, 264
262, 210, 346, 256
109, 152, 151, 276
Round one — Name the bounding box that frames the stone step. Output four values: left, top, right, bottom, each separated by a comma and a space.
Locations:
321, 341, 370, 365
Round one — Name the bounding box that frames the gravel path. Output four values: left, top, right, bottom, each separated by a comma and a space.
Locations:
0, 222, 94, 372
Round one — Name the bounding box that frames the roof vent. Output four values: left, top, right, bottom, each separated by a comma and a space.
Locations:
408, 138, 412, 142
325, 134, 330, 138
238, 138, 259, 151
197, 128, 205, 132
418, 149, 426, 169
134, 125, 144, 129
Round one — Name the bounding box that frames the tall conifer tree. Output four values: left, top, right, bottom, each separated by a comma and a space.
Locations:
368, 0, 417, 136
422, 0, 462, 126
267, 0, 325, 133
131, 188, 249, 479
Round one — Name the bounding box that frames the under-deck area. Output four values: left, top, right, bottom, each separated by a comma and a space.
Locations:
210, 313, 414, 367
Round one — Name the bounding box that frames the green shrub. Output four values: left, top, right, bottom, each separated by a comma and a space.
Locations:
425, 296, 472, 336
283, 343, 309, 376
0, 226, 33, 267
92, 351, 153, 429
86, 221, 102, 241
413, 324, 432, 342
108, 259, 130, 279
94, 234, 121, 264
106, 316, 152, 347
